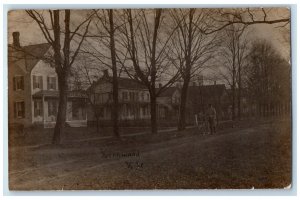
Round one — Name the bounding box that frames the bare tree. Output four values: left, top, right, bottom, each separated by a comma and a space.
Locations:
203, 8, 290, 120
78, 10, 121, 138
236, 32, 249, 119
214, 23, 247, 120
107, 9, 120, 138
169, 9, 220, 130
118, 9, 180, 134
201, 8, 290, 34
26, 10, 92, 144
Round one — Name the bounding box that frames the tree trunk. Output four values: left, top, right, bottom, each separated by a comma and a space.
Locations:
108, 10, 119, 138
178, 80, 189, 131
52, 10, 67, 145
232, 52, 236, 121
237, 66, 241, 120
53, 75, 68, 144
150, 91, 158, 134
231, 84, 236, 121
178, 9, 193, 131
96, 115, 100, 133
148, 9, 161, 134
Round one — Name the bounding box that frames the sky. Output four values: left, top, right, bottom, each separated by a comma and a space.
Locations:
7, 8, 291, 85
7, 8, 290, 53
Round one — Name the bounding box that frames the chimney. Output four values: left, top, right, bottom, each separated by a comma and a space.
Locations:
102, 69, 109, 77
159, 83, 162, 88
12, 32, 21, 48
214, 81, 217, 85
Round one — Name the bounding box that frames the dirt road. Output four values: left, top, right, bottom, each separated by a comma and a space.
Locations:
9, 119, 291, 190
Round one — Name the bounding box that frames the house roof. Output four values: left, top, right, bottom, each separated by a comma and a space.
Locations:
118, 77, 147, 90
186, 84, 227, 107
156, 84, 226, 99
32, 90, 87, 98
226, 88, 247, 97
157, 87, 178, 97
188, 84, 226, 97
8, 43, 51, 72
90, 75, 148, 91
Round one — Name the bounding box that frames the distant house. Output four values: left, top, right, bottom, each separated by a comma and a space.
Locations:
185, 84, 229, 122
225, 88, 250, 118
87, 70, 151, 122
156, 86, 181, 120
88, 71, 184, 124
8, 32, 87, 128
86, 69, 231, 125
157, 83, 229, 123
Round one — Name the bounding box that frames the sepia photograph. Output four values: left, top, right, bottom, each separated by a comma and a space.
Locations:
7, 7, 291, 190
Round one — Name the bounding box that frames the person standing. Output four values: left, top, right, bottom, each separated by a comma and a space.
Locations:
207, 104, 217, 134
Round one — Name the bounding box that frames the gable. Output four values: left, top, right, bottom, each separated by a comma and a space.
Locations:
23, 43, 52, 72
8, 43, 51, 73
31, 59, 56, 76
172, 89, 181, 98
158, 87, 179, 97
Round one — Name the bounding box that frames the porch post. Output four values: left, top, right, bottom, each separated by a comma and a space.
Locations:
42, 95, 45, 126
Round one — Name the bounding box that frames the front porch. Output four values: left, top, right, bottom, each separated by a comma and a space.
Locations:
32, 90, 88, 128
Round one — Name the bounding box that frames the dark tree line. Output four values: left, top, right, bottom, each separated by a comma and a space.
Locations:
245, 39, 291, 117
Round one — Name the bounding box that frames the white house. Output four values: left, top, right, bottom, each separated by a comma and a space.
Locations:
8, 31, 87, 128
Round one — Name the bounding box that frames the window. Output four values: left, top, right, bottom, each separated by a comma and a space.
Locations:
72, 103, 79, 120
14, 101, 25, 118
47, 77, 56, 90
140, 93, 144, 101
13, 76, 24, 91
146, 93, 150, 101
160, 107, 166, 118
127, 105, 131, 116
123, 104, 127, 116
33, 75, 43, 89
34, 99, 42, 117
129, 92, 136, 101
142, 106, 147, 116
48, 100, 57, 116
98, 107, 104, 118
173, 96, 180, 104
124, 104, 131, 116
95, 93, 101, 103
72, 100, 86, 120
95, 93, 111, 104
74, 81, 81, 90
122, 91, 128, 100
